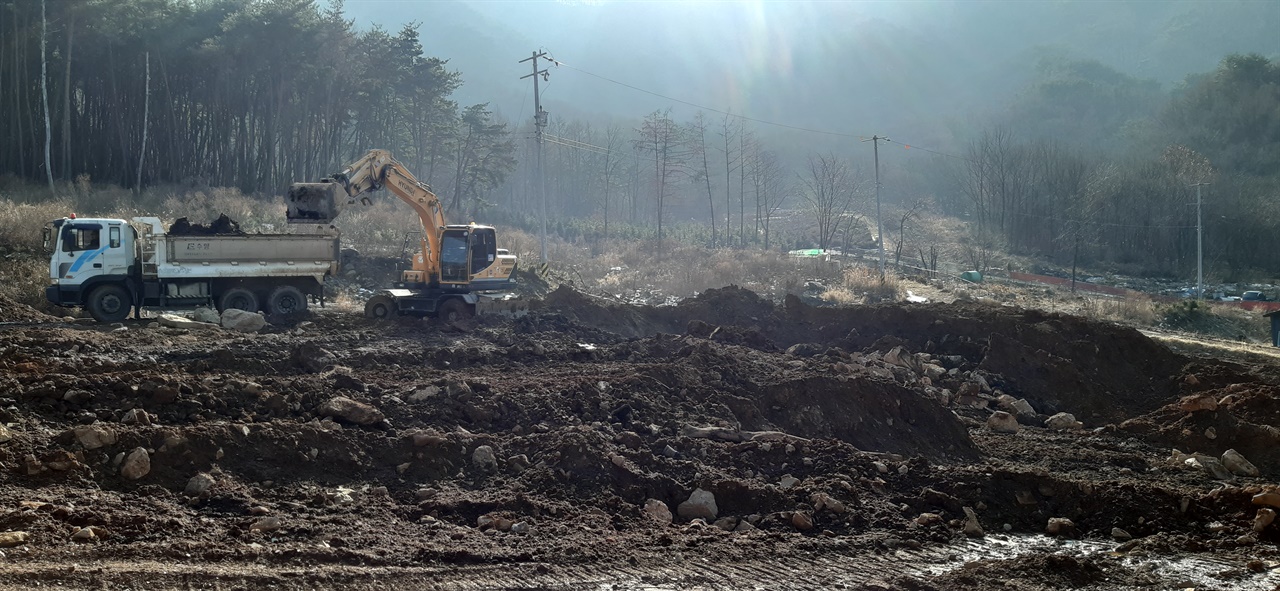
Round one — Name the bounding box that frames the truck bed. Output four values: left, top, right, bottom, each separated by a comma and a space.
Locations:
164, 234, 339, 264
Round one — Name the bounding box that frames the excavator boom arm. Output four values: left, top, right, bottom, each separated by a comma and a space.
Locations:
286, 149, 447, 278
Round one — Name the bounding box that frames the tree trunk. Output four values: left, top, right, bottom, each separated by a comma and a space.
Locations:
135, 51, 149, 194
61, 9, 73, 179
40, 0, 54, 193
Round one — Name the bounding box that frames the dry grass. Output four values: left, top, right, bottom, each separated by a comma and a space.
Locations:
823, 266, 903, 305
0, 198, 73, 249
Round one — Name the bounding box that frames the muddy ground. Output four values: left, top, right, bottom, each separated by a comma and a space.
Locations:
1, 286, 1278, 590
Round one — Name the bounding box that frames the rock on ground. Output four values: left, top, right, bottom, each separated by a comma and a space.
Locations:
192, 307, 221, 324
1045, 412, 1083, 431
1222, 449, 1259, 477
987, 411, 1019, 434
120, 447, 150, 480
72, 425, 116, 450
158, 314, 219, 330
677, 488, 718, 521
643, 499, 673, 524
221, 308, 266, 333
318, 396, 384, 426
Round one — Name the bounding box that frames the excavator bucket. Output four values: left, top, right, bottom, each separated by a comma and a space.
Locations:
474, 293, 528, 318
286, 182, 345, 224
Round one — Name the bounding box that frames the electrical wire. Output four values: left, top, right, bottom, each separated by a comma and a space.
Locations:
545, 54, 978, 163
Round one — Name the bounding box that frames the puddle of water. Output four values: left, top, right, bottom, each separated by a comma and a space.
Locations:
915, 533, 1278, 591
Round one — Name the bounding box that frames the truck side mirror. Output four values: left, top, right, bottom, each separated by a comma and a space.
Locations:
42, 228, 51, 251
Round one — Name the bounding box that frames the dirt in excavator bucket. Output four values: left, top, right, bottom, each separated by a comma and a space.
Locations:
286, 182, 344, 223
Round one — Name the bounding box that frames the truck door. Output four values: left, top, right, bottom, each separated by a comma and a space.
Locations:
469, 228, 497, 276
440, 229, 470, 284
58, 222, 130, 283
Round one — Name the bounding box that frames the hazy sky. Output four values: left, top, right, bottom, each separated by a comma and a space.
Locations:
343, 0, 1279, 150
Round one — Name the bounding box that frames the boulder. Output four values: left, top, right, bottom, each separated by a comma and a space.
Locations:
962, 506, 984, 537
71, 425, 116, 450
643, 499, 673, 524
1010, 398, 1037, 417
0, 531, 30, 547
184, 473, 216, 497
120, 447, 150, 480
192, 307, 221, 324
1045, 412, 1083, 431
1222, 449, 1259, 477
1254, 508, 1276, 533
1252, 492, 1280, 509
676, 488, 718, 521
1186, 456, 1233, 480
291, 343, 337, 373
1178, 394, 1218, 413
986, 411, 1020, 434
221, 308, 266, 333
158, 314, 218, 330
791, 512, 814, 531
471, 445, 498, 472
1046, 517, 1076, 536
318, 396, 383, 426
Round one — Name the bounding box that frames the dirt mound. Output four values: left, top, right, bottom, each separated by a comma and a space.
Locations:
0, 294, 58, 323
546, 290, 1188, 427
1, 284, 1276, 590
1119, 383, 1280, 474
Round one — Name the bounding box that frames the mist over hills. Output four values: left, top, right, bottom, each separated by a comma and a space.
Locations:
346, 0, 1279, 148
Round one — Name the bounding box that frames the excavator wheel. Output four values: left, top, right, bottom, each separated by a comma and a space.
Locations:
364, 294, 397, 319
436, 298, 473, 323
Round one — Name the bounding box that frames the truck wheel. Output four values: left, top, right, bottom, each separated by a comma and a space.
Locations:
87, 284, 131, 323
218, 287, 259, 312
267, 285, 307, 315
437, 298, 473, 323
364, 294, 396, 319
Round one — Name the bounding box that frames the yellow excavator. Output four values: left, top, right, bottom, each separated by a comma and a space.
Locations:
285, 149, 519, 320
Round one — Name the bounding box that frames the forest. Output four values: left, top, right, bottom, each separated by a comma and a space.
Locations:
1, 0, 1277, 278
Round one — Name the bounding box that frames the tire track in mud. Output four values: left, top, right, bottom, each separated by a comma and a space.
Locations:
4, 537, 1272, 590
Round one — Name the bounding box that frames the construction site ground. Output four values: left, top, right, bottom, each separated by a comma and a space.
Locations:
1, 286, 1278, 590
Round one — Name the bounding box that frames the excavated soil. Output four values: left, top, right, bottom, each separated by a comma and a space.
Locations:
0, 286, 1278, 590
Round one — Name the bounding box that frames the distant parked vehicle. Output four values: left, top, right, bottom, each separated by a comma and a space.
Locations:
1243, 291, 1268, 301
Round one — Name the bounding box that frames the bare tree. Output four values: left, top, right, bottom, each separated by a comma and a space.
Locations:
600, 124, 625, 241
687, 112, 717, 246
40, 0, 53, 193
800, 153, 861, 251
633, 109, 686, 244
752, 148, 789, 250
894, 199, 928, 267
717, 114, 740, 246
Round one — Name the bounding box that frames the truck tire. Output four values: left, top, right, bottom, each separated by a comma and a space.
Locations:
437, 297, 473, 323
87, 284, 131, 323
267, 285, 307, 315
364, 294, 396, 319
218, 287, 259, 313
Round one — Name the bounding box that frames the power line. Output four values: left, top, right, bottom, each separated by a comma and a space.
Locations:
546, 54, 978, 164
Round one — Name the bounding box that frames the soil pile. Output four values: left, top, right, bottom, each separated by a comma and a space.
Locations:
0, 285, 1277, 590
167, 213, 243, 236
0, 293, 58, 323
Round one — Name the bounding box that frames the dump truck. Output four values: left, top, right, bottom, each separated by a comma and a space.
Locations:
44, 215, 339, 322
286, 149, 520, 320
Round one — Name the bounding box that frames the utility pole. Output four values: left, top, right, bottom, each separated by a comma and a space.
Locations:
1191, 182, 1209, 299
862, 135, 887, 278
520, 51, 550, 261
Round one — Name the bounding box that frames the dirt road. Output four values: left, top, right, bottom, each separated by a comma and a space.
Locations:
0, 287, 1277, 589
